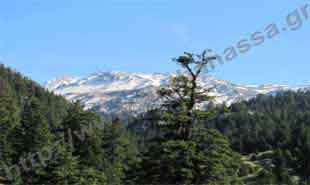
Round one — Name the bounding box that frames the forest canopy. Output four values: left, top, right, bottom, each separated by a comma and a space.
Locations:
0, 62, 310, 185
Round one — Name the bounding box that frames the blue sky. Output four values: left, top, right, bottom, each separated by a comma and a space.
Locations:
0, 0, 310, 85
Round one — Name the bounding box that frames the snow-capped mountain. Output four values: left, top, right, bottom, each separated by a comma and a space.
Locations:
45, 71, 309, 116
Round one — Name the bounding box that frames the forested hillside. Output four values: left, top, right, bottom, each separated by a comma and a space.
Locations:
1, 60, 310, 185
0, 64, 138, 185
129, 93, 310, 185
0, 64, 69, 128
206, 91, 310, 184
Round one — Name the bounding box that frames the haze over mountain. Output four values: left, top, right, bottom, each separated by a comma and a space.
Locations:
46, 71, 310, 116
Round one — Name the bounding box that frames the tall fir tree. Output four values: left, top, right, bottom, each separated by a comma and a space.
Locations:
102, 120, 139, 185
62, 102, 104, 167
158, 50, 217, 138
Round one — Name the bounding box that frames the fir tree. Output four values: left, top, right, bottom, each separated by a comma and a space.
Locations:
62, 102, 104, 167
102, 120, 139, 185
158, 50, 217, 138
133, 129, 241, 185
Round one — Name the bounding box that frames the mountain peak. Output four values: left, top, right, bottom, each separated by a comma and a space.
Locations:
45, 75, 78, 90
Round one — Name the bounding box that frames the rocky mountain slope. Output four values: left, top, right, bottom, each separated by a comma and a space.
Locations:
46, 71, 309, 116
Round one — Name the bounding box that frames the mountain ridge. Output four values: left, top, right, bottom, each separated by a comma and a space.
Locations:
46, 71, 310, 116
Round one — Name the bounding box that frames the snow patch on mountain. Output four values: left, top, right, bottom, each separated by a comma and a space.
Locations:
45, 71, 310, 116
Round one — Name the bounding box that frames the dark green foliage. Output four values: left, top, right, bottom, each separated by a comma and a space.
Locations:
102, 120, 139, 185
0, 65, 109, 184
12, 97, 55, 184
0, 64, 69, 128
44, 143, 106, 185
128, 90, 310, 185
3, 62, 310, 185
205, 91, 310, 184
0, 83, 20, 164
63, 102, 104, 167
128, 51, 243, 184
15, 97, 54, 155
132, 129, 241, 185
